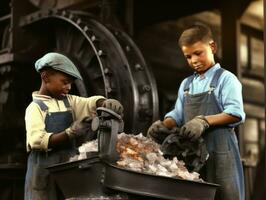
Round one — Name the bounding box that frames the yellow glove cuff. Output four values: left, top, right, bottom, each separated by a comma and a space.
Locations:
65, 127, 76, 139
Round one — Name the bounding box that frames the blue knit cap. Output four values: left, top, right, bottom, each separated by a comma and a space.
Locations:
35, 52, 82, 80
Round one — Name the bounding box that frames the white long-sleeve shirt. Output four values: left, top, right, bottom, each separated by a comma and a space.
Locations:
25, 92, 105, 152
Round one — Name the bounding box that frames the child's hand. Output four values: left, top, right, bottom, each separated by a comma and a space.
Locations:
65, 117, 92, 139
147, 120, 175, 144
102, 99, 124, 115
179, 115, 209, 140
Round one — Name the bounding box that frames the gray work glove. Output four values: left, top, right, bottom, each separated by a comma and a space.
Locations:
65, 116, 92, 139
147, 120, 179, 144
179, 115, 209, 140
102, 99, 124, 115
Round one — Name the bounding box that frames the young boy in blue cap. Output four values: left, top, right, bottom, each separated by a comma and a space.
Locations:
148, 24, 245, 200
24, 52, 123, 200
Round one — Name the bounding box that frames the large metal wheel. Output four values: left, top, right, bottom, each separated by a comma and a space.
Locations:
19, 9, 158, 134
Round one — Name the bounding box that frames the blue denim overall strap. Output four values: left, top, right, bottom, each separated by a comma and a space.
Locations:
25, 97, 76, 200
183, 68, 244, 200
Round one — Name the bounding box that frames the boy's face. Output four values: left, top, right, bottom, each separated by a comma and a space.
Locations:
181, 41, 216, 74
42, 70, 74, 99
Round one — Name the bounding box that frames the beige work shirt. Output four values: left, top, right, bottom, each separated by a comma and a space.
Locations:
25, 92, 105, 152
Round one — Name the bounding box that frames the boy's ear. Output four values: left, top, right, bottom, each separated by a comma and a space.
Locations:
41, 71, 49, 83
209, 41, 217, 54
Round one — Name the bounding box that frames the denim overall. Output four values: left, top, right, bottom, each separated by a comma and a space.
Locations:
25, 98, 77, 200
183, 68, 244, 200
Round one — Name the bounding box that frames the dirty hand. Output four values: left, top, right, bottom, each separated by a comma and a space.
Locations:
65, 116, 92, 139
147, 120, 178, 144
102, 99, 124, 115
179, 115, 209, 140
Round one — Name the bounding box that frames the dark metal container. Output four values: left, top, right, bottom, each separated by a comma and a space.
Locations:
47, 153, 108, 198
47, 153, 130, 199
47, 153, 219, 200
103, 162, 219, 200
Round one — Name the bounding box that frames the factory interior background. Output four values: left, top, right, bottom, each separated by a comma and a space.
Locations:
0, 0, 265, 199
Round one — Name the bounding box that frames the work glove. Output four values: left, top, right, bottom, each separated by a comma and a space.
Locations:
102, 98, 124, 116
179, 115, 209, 141
65, 116, 93, 139
147, 120, 179, 144
161, 134, 209, 172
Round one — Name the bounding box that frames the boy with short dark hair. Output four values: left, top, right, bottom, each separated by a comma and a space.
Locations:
148, 24, 245, 200
24, 52, 123, 200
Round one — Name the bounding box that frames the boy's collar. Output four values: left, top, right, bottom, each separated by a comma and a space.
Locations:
194, 63, 220, 78
32, 91, 52, 100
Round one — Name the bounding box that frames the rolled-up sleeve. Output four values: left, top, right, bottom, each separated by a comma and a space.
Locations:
25, 103, 52, 152
164, 79, 187, 126
69, 95, 106, 120
219, 72, 245, 126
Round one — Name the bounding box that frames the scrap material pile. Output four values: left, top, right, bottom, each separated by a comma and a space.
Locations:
116, 133, 202, 181
70, 133, 202, 182
69, 140, 98, 161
